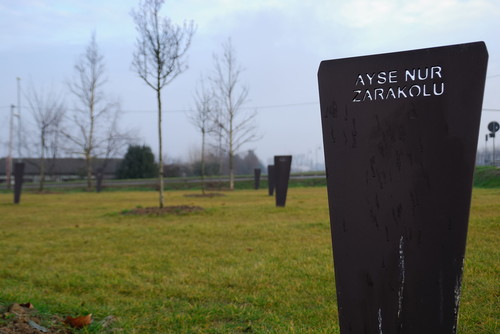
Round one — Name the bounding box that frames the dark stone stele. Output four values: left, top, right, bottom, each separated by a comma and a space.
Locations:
95, 167, 104, 193
318, 42, 488, 334
254, 168, 261, 190
13, 162, 25, 204
274, 156, 292, 207
267, 165, 275, 196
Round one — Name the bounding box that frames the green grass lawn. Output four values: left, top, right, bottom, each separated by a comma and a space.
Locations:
1, 187, 498, 333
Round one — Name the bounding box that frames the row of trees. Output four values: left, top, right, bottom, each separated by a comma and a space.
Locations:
131, 0, 258, 205
19, 0, 259, 207
24, 33, 134, 192
190, 39, 259, 194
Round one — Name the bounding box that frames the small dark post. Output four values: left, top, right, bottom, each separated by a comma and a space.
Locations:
254, 168, 261, 189
13, 162, 25, 204
95, 168, 104, 193
267, 165, 275, 196
274, 156, 292, 207
318, 42, 488, 334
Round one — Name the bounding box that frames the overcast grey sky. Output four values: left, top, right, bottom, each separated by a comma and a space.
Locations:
1, 0, 499, 168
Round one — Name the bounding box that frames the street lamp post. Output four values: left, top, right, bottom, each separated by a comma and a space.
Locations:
16, 77, 22, 161
6, 105, 15, 189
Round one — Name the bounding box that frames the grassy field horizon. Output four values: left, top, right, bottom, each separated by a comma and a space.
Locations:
1, 187, 498, 333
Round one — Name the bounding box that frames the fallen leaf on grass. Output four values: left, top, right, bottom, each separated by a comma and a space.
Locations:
64, 313, 93, 328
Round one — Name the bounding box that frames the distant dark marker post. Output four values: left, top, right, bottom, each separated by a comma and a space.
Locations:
95, 167, 104, 193
13, 162, 25, 204
318, 42, 488, 333
254, 168, 261, 190
267, 165, 275, 196
274, 156, 292, 207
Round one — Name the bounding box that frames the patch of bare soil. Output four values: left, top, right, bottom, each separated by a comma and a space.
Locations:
0, 303, 70, 334
184, 192, 226, 198
0, 303, 117, 334
122, 205, 204, 216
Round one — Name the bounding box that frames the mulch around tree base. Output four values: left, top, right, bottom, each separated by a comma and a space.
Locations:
184, 192, 226, 198
1, 303, 117, 333
1, 303, 70, 333
122, 205, 204, 216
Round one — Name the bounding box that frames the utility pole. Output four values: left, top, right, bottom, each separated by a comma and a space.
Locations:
16, 77, 22, 161
493, 134, 496, 166
6, 104, 15, 189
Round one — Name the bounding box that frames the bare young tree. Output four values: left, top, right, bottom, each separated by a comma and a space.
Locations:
189, 77, 215, 194
211, 38, 259, 190
131, 0, 195, 208
25, 84, 65, 191
65, 32, 130, 191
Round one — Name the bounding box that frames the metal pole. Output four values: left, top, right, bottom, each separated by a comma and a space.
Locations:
493, 135, 496, 166
485, 134, 488, 165
315, 147, 318, 170
16, 77, 22, 161
6, 105, 15, 189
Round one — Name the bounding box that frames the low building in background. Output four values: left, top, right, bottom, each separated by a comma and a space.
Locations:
0, 158, 122, 184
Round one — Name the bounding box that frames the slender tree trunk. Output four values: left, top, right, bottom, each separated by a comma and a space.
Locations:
218, 133, 223, 175
85, 150, 92, 191
229, 152, 234, 190
157, 87, 165, 208
86, 93, 95, 192
229, 113, 234, 190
